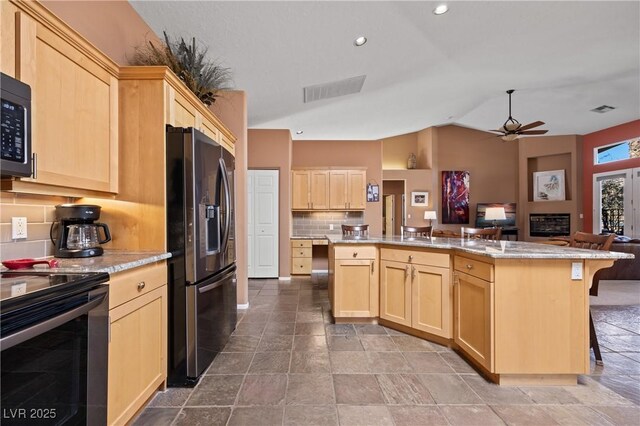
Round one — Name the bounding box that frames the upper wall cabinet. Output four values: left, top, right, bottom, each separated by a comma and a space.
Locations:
292, 168, 366, 211
1, 0, 119, 196
103, 66, 236, 251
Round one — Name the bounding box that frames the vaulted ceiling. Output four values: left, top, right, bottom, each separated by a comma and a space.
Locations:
131, 1, 640, 140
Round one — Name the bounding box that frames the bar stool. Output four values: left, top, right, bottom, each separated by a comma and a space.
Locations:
461, 227, 502, 241
401, 226, 432, 238
341, 224, 369, 237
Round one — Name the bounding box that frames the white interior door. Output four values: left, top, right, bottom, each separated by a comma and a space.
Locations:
593, 169, 635, 237
248, 170, 279, 277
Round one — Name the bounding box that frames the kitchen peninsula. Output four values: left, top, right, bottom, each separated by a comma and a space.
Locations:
328, 235, 634, 386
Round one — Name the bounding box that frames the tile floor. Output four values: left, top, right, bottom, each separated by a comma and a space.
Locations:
134, 276, 640, 425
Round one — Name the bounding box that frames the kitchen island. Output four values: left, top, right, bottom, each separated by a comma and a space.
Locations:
328, 235, 633, 386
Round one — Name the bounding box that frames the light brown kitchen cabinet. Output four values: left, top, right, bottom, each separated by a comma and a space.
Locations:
292, 170, 312, 210
1, 0, 119, 196
310, 171, 330, 209
454, 256, 494, 371
102, 66, 235, 251
292, 168, 366, 211
291, 239, 312, 275
330, 245, 378, 318
329, 170, 366, 210
107, 262, 168, 426
379, 248, 451, 338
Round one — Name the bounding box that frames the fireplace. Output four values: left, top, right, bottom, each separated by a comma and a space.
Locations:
529, 213, 571, 237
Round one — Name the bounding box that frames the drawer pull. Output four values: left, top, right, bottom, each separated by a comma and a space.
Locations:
300, 251, 304, 255
466, 264, 473, 270
408, 255, 413, 262
353, 252, 358, 258
137, 281, 146, 291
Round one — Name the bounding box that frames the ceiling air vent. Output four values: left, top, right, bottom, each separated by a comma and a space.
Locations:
590, 105, 616, 113
303, 75, 366, 103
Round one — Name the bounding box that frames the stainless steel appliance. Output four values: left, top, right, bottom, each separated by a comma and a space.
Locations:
50, 204, 112, 258
1, 72, 32, 178
166, 126, 236, 386
0, 271, 109, 424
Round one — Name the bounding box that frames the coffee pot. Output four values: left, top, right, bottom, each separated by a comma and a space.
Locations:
50, 204, 111, 258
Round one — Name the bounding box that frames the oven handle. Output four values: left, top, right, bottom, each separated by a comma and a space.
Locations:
0, 291, 106, 351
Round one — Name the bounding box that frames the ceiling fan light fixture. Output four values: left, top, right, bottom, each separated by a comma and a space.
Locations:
501, 134, 519, 142
504, 122, 521, 132
433, 4, 449, 15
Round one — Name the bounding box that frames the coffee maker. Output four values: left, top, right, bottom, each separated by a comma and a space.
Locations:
51, 204, 111, 258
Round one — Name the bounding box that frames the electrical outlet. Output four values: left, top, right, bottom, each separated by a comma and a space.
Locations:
329, 224, 334, 230
11, 217, 27, 239
571, 262, 583, 280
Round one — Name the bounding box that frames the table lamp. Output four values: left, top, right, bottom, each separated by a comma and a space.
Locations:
424, 210, 437, 226
485, 207, 506, 228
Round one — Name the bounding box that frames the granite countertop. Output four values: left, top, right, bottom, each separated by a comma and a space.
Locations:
291, 234, 337, 240
1, 250, 171, 274
327, 235, 635, 260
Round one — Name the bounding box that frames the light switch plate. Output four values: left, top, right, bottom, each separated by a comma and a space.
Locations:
329, 224, 334, 230
571, 262, 583, 280
11, 282, 27, 297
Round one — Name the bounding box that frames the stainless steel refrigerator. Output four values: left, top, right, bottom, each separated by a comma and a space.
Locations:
166, 126, 236, 386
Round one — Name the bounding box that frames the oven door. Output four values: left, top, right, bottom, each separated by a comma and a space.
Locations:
0, 286, 108, 425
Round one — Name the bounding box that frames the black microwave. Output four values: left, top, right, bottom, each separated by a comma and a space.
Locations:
1, 72, 32, 177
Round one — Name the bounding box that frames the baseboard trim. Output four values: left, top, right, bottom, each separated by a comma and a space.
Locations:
278, 276, 291, 281
237, 303, 249, 309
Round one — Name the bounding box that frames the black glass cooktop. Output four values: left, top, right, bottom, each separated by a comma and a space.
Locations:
0, 271, 109, 306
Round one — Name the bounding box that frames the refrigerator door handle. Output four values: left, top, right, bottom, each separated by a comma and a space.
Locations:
219, 158, 232, 255
198, 280, 224, 294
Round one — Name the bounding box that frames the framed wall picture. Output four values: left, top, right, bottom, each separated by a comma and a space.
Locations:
533, 170, 565, 201
411, 191, 429, 207
441, 171, 470, 224
367, 184, 380, 202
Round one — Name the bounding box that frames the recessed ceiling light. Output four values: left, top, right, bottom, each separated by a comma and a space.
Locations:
354, 36, 367, 47
296, 130, 304, 135
433, 4, 449, 15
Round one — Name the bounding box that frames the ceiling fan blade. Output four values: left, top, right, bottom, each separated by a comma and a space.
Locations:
518, 121, 545, 131
518, 129, 548, 135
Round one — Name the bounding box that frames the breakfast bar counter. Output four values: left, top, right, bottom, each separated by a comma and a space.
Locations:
327, 235, 633, 386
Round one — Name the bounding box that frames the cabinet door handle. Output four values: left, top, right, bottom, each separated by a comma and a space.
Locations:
412, 266, 416, 280
371, 261, 374, 273
137, 281, 146, 291
408, 255, 413, 262
353, 252, 358, 258
405, 265, 410, 278
466, 264, 473, 270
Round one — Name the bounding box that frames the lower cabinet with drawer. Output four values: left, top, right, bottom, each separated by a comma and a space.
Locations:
379, 247, 452, 338
453, 255, 494, 372
107, 261, 168, 426
330, 245, 378, 319
291, 239, 312, 275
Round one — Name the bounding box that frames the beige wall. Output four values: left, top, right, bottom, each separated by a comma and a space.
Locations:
434, 125, 519, 232
383, 169, 434, 228
382, 133, 418, 169
211, 91, 249, 304
292, 140, 383, 235
41, 0, 160, 66
247, 129, 292, 277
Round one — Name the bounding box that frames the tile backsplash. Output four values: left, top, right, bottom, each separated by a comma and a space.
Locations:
292, 211, 365, 236
0, 192, 72, 260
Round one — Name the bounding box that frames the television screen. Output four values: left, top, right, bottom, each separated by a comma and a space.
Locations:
475, 203, 517, 228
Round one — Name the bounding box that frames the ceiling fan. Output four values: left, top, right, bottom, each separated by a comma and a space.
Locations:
489, 89, 548, 141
